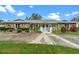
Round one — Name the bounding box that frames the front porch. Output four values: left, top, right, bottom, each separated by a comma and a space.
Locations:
29, 23, 58, 33
29, 23, 73, 33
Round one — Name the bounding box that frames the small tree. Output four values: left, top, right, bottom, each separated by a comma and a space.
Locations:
61, 27, 66, 33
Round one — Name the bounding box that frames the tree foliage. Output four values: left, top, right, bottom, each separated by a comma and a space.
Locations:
61, 27, 66, 33
71, 16, 79, 21
25, 13, 42, 20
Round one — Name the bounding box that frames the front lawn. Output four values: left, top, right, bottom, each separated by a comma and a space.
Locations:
0, 42, 79, 54
53, 31, 79, 35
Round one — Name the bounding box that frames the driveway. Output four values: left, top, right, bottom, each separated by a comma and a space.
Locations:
0, 32, 40, 42
58, 34, 79, 45
0, 32, 79, 48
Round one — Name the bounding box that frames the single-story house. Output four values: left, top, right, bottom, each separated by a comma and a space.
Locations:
0, 20, 78, 33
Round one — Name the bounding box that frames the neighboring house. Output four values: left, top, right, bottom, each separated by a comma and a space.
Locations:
0, 20, 78, 33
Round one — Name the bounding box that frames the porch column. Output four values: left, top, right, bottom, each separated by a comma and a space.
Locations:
14, 24, 17, 30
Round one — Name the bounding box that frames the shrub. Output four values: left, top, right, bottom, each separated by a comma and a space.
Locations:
17, 29, 22, 33
19, 28, 29, 32
0, 27, 5, 32
6, 28, 14, 32
61, 27, 66, 33
25, 28, 29, 32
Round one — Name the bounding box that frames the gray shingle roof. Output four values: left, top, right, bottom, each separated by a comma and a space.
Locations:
0, 20, 77, 24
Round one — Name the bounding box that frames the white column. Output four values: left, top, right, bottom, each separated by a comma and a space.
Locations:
50, 26, 52, 33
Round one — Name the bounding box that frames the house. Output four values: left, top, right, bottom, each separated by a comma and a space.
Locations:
0, 20, 78, 33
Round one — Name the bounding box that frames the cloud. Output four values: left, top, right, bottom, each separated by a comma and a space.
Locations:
65, 14, 70, 16
71, 11, 79, 16
0, 6, 6, 12
5, 5, 25, 16
5, 5, 16, 13
48, 12, 61, 20
65, 11, 79, 16
0, 5, 25, 17
16, 11, 25, 16
29, 6, 33, 8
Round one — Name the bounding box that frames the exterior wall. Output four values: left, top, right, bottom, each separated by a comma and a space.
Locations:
69, 23, 76, 30
76, 22, 79, 27
19, 23, 30, 28
39, 23, 58, 32
57, 23, 76, 31
57, 23, 65, 30
4, 24, 15, 28
0, 22, 77, 32
52, 24, 58, 31
3, 23, 30, 29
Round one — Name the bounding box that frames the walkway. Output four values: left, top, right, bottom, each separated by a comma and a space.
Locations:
30, 33, 79, 48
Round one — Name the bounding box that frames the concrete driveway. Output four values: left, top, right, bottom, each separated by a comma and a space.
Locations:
0, 32, 40, 42
0, 32, 79, 48
59, 34, 79, 45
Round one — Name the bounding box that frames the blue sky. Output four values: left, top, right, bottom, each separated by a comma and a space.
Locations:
0, 5, 79, 21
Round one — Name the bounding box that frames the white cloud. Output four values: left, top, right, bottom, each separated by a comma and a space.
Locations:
0, 5, 25, 17
71, 12, 79, 15
16, 11, 25, 16
29, 6, 33, 8
0, 6, 6, 12
5, 5, 16, 13
48, 12, 61, 20
65, 11, 79, 16
65, 14, 70, 16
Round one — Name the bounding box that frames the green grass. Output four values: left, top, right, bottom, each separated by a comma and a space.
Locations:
53, 31, 79, 35
0, 42, 79, 54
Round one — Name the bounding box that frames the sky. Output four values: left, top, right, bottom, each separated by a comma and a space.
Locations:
0, 5, 79, 21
